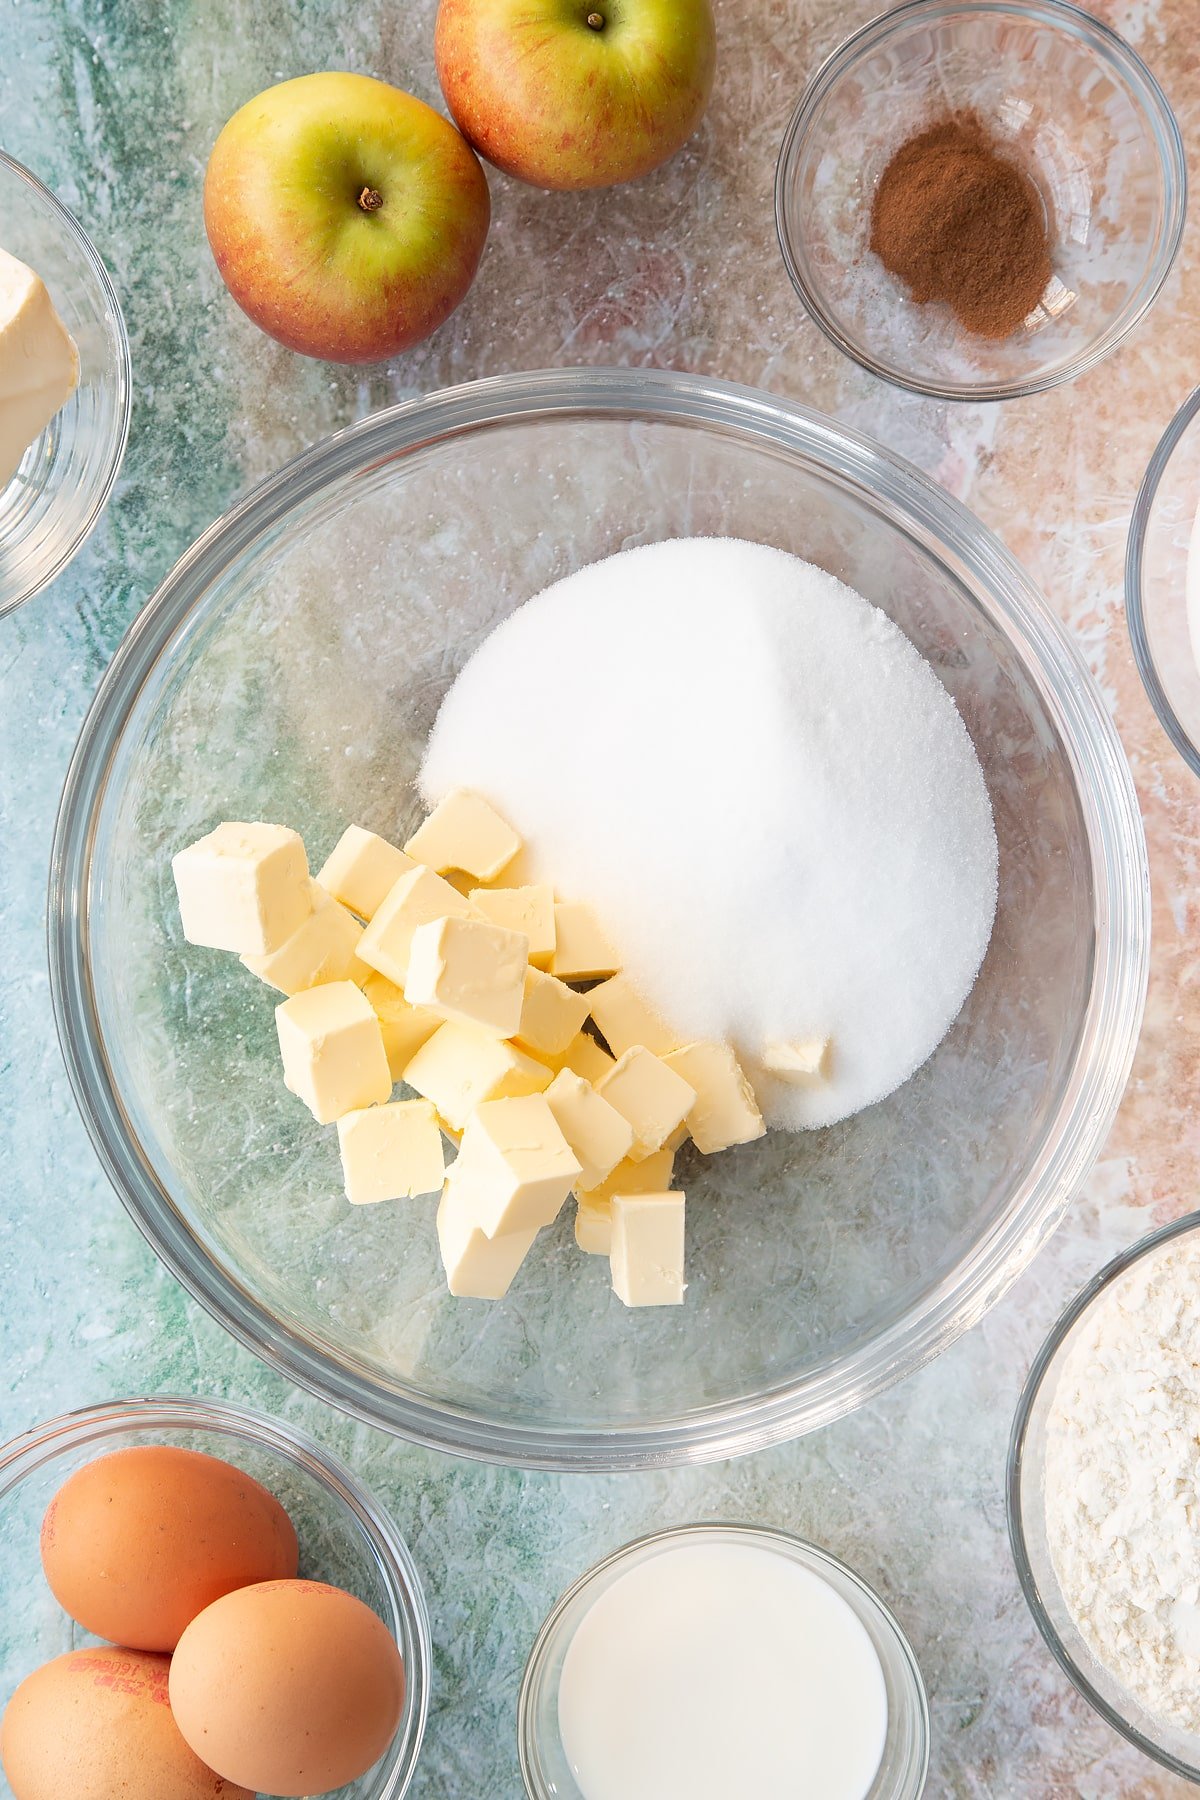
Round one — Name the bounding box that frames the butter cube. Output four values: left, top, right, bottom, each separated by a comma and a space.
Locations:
406, 789, 521, 881
337, 1099, 445, 1203
241, 881, 368, 995
516, 968, 592, 1059
405, 915, 528, 1038
404, 1021, 552, 1132
173, 822, 311, 956
596, 1047, 696, 1160
610, 1192, 686, 1307
275, 981, 392, 1125
361, 972, 441, 1082
358, 864, 477, 987
554, 1034, 617, 1087
575, 1192, 614, 1257
762, 1037, 831, 1082
663, 1043, 765, 1154
545, 1070, 634, 1191
469, 884, 556, 968
549, 902, 620, 982
437, 1175, 539, 1299
588, 974, 683, 1059
578, 1146, 677, 1204
317, 826, 415, 920
449, 1094, 581, 1237
0, 249, 79, 487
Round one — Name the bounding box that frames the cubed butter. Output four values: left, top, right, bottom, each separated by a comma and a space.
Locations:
275, 980, 392, 1125
554, 1034, 617, 1087
0, 248, 79, 487
596, 1047, 697, 1160
361, 972, 442, 1082
549, 902, 621, 982
437, 1175, 539, 1299
405, 789, 521, 881
405, 915, 528, 1038
663, 1042, 766, 1154
358, 864, 477, 987
578, 1146, 677, 1204
587, 974, 684, 1059
317, 825, 415, 920
762, 1037, 831, 1082
516, 968, 592, 1059
173, 821, 311, 956
337, 1099, 445, 1204
575, 1192, 613, 1257
404, 1021, 552, 1132
241, 881, 368, 995
610, 1192, 686, 1307
449, 1094, 581, 1237
469, 884, 556, 967
544, 1069, 634, 1191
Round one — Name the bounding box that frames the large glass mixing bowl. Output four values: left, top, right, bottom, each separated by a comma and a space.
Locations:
49, 369, 1149, 1470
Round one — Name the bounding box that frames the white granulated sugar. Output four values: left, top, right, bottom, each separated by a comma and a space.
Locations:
1044, 1237, 1200, 1735
421, 538, 998, 1129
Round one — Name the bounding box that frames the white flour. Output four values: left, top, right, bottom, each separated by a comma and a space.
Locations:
1044, 1235, 1200, 1734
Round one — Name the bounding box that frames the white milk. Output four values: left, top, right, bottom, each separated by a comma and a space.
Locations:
557, 1540, 888, 1800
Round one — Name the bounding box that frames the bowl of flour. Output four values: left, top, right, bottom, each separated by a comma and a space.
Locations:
1009, 1212, 1200, 1780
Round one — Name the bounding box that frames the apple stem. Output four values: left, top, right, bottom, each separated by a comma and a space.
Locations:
358, 187, 384, 213
586, 9, 604, 27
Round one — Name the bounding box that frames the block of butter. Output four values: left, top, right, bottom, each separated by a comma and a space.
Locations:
0, 247, 79, 488
516, 967, 592, 1059
469, 883, 556, 968
406, 789, 521, 882
587, 974, 683, 1060
544, 1069, 634, 1192
358, 864, 477, 988
437, 1174, 539, 1299
449, 1093, 581, 1238
663, 1042, 765, 1154
405, 915, 528, 1039
337, 1099, 444, 1204
317, 825, 415, 921
275, 981, 392, 1125
241, 880, 368, 996
361, 971, 441, 1083
762, 1037, 831, 1082
404, 1020, 551, 1133
549, 901, 620, 982
173, 822, 311, 956
596, 1046, 696, 1161
550, 1033, 616, 1088
610, 1191, 686, 1307
574, 1147, 677, 1256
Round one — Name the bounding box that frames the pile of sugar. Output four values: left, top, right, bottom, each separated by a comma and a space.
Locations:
421, 538, 998, 1130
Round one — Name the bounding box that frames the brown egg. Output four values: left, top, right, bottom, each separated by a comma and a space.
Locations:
170, 1578, 405, 1796
41, 1444, 299, 1651
0, 1645, 254, 1800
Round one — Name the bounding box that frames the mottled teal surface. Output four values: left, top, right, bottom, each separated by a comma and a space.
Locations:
1, 1, 1196, 1795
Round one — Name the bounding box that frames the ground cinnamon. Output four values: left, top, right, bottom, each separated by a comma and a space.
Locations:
869, 113, 1052, 340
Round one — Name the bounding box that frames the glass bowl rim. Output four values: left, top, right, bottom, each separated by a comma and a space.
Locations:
1006, 1209, 1200, 1779
0, 147, 133, 619
0, 1392, 432, 1800
516, 1519, 931, 1800
1124, 384, 1200, 780
773, 0, 1188, 403
47, 364, 1151, 1472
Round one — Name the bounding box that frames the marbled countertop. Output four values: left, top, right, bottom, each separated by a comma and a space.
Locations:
1, 1, 1197, 1794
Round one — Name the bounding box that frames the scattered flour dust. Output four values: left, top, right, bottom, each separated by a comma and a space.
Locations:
421, 538, 998, 1130
1044, 1235, 1200, 1735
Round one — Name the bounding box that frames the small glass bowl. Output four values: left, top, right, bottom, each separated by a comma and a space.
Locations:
518, 1522, 929, 1799
0, 150, 131, 616
0, 1396, 430, 1800
1125, 387, 1200, 779
1008, 1212, 1200, 1780
775, 0, 1186, 401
